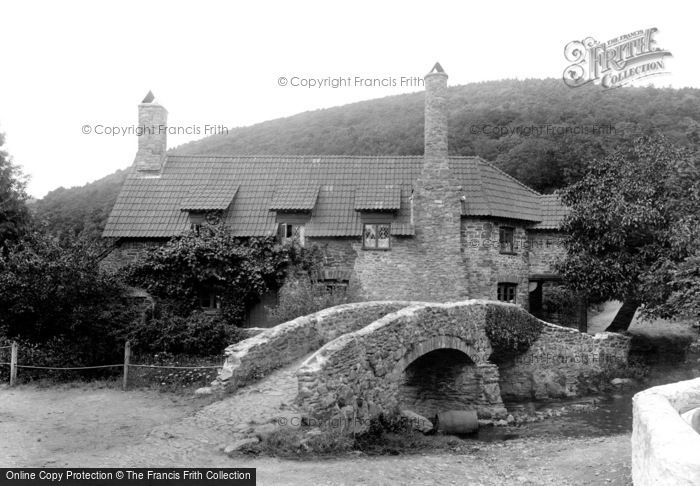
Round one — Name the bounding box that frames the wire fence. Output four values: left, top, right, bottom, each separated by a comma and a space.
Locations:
0, 341, 223, 389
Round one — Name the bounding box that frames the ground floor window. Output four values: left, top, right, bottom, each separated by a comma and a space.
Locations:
321, 281, 348, 295
497, 283, 517, 303
198, 289, 221, 311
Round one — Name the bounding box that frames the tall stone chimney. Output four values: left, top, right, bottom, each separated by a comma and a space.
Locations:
424, 62, 448, 161
410, 62, 470, 301
134, 91, 167, 172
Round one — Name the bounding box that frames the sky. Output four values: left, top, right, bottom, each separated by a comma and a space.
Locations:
0, 0, 698, 198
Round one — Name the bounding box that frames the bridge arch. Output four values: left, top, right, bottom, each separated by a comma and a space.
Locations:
393, 334, 484, 378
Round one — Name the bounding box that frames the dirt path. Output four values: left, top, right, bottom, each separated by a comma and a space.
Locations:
0, 359, 304, 468
1, 360, 632, 485
0, 383, 199, 467
248, 435, 631, 485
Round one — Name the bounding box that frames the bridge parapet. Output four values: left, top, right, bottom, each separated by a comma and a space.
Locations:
212, 301, 414, 393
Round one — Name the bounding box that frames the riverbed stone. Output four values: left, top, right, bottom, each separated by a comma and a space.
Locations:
400, 410, 434, 434
224, 437, 259, 454
611, 378, 633, 386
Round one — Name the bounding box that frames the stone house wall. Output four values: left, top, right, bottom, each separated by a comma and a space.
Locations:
99, 238, 166, 272
528, 230, 566, 275
461, 218, 531, 308
101, 224, 567, 320
311, 237, 358, 270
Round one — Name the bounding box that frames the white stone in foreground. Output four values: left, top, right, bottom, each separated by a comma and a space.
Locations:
632, 377, 700, 485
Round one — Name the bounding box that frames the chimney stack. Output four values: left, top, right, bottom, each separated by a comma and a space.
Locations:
134, 91, 167, 172
424, 62, 448, 159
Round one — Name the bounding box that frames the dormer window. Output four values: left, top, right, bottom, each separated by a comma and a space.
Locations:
180, 183, 239, 236
279, 223, 305, 246
363, 223, 391, 250
355, 185, 399, 251
188, 212, 205, 235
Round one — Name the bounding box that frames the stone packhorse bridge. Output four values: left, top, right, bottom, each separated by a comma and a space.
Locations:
212, 300, 630, 428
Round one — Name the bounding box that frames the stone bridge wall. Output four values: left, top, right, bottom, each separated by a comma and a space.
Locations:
296, 300, 631, 426
296, 301, 507, 424
498, 325, 631, 400
632, 377, 700, 485
212, 301, 412, 393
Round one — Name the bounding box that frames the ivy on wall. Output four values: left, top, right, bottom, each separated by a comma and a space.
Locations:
485, 305, 544, 361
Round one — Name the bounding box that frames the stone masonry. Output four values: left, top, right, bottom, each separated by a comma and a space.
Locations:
461, 218, 531, 306
295, 302, 506, 425
135, 97, 168, 172
294, 300, 630, 429
498, 324, 630, 400
99, 239, 166, 273
211, 301, 412, 393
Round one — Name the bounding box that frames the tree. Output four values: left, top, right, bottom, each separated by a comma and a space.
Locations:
0, 230, 137, 365
0, 133, 30, 249
558, 136, 700, 331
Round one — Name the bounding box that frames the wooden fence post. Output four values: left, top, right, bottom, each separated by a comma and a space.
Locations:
10, 341, 18, 387
123, 341, 131, 391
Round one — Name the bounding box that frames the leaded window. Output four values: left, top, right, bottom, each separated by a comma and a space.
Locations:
363, 223, 391, 250
497, 283, 517, 303
499, 226, 515, 253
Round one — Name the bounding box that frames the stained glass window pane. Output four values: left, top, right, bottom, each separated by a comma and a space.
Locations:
364, 224, 377, 247
377, 224, 390, 248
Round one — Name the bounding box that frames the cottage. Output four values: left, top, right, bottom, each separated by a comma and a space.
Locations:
102, 63, 579, 327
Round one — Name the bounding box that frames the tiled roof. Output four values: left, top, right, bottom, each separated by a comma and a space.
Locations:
452, 157, 542, 221
180, 183, 239, 211
354, 185, 401, 211
269, 184, 320, 211
103, 155, 568, 238
533, 194, 570, 229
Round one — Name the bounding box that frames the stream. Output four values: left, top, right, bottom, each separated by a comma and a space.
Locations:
470, 347, 700, 442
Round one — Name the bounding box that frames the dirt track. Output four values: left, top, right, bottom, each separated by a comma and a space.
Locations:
0, 381, 632, 485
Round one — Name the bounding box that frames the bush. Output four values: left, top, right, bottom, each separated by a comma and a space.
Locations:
267, 275, 358, 325
485, 305, 544, 361
124, 308, 245, 357
251, 426, 354, 458
127, 351, 222, 392
542, 285, 579, 315
0, 336, 122, 383
0, 232, 139, 370
123, 224, 309, 325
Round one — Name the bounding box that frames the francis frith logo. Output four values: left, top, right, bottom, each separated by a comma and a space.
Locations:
563, 28, 672, 89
